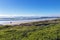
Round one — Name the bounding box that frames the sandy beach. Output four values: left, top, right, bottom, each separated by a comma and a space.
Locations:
0, 18, 58, 25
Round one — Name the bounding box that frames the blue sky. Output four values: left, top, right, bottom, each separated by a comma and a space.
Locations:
0, 0, 60, 17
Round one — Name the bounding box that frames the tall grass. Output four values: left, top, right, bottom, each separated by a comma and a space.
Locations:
0, 20, 60, 40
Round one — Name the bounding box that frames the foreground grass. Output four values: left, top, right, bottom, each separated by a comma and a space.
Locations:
0, 20, 60, 40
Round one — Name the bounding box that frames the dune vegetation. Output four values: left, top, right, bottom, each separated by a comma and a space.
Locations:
0, 19, 60, 40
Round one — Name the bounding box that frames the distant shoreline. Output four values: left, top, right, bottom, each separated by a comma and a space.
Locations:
0, 18, 59, 25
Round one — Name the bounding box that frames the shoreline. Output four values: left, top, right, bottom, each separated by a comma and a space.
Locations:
0, 18, 59, 25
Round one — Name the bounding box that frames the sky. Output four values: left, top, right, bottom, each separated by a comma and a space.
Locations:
0, 0, 60, 17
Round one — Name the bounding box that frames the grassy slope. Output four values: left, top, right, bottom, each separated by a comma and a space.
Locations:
0, 19, 60, 40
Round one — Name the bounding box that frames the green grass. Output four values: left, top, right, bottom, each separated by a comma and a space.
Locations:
0, 20, 60, 40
